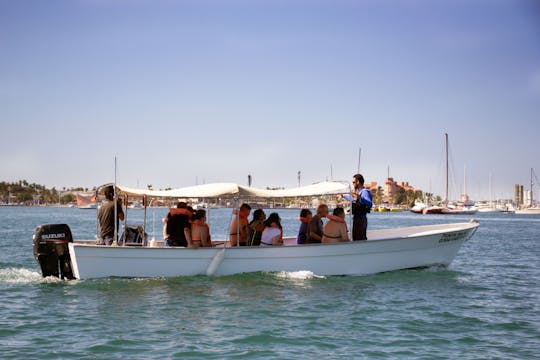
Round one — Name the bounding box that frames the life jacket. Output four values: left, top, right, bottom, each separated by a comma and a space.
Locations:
166, 208, 191, 244
352, 189, 372, 215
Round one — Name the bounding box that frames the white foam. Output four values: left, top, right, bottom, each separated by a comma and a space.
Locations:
0, 267, 62, 284
275, 270, 325, 280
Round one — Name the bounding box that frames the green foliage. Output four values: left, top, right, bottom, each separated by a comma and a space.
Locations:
0, 180, 79, 205
373, 186, 384, 205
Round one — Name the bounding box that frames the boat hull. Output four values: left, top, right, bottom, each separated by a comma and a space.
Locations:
68, 222, 478, 279
423, 206, 444, 214
441, 208, 478, 215
477, 207, 503, 213
515, 208, 540, 215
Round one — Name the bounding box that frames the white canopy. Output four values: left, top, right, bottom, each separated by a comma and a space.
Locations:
116, 181, 349, 199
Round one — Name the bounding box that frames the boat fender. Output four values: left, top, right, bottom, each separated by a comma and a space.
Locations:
206, 249, 225, 276
33, 224, 75, 280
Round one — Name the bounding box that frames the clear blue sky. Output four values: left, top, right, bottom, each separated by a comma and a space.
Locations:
1, 0, 539, 200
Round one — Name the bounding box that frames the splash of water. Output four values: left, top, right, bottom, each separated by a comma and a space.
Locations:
274, 270, 325, 280
0, 267, 63, 284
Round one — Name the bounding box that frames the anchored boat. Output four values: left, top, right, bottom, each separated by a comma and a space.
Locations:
33, 181, 479, 280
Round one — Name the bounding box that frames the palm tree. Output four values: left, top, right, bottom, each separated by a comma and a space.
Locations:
374, 186, 384, 205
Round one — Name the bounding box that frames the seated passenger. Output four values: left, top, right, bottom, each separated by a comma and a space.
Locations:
163, 202, 193, 247
191, 209, 211, 248
322, 207, 350, 243
297, 208, 312, 244
307, 204, 328, 243
260, 212, 283, 246
229, 203, 252, 247
248, 209, 266, 246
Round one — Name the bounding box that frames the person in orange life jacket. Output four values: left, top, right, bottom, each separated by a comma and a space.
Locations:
307, 204, 329, 243
163, 202, 193, 247
338, 174, 372, 240
260, 212, 283, 246
190, 209, 211, 248
248, 209, 266, 246
297, 208, 313, 244
322, 207, 350, 243
97, 185, 124, 245
229, 203, 252, 246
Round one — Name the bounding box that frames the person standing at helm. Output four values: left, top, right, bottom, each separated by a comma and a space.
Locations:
97, 185, 124, 245
338, 174, 372, 240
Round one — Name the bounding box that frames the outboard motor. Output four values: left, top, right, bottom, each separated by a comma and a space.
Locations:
33, 224, 75, 280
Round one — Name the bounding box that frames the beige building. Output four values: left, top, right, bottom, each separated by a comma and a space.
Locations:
383, 178, 419, 204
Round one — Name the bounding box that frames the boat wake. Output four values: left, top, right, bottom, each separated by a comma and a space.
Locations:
274, 270, 325, 280
0, 267, 63, 285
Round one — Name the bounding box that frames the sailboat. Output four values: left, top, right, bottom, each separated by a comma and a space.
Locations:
477, 173, 503, 213
414, 134, 477, 215
515, 168, 540, 214
442, 161, 478, 214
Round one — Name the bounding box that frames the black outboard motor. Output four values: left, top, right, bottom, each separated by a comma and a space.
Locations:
33, 224, 75, 280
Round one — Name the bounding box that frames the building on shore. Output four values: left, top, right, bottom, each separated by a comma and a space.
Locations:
514, 184, 524, 206
364, 181, 378, 201
382, 178, 419, 204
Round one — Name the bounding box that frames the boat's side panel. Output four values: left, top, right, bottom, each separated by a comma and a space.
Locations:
69, 222, 478, 279
216, 225, 477, 276
69, 245, 220, 279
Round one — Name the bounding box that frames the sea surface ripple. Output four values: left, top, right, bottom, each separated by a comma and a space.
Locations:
0, 207, 538, 359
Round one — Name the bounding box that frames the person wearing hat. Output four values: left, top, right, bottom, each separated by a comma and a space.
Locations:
97, 185, 124, 245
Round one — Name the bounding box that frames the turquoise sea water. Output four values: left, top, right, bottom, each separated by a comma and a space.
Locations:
0, 207, 539, 359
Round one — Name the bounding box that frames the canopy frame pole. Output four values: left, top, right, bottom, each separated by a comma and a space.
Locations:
152, 199, 156, 244
236, 195, 241, 247
226, 198, 236, 248
204, 197, 210, 246
122, 194, 128, 246
95, 187, 100, 242
348, 183, 353, 238
113, 158, 118, 246
142, 195, 148, 247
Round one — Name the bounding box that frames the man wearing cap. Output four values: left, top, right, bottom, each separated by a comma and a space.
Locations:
97, 185, 125, 245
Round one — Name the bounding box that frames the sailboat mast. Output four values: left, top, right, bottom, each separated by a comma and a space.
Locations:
489, 172, 493, 206
463, 165, 467, 196
357, 147, 361, 174
530, 167, 534, 206
445, 133, 449, 204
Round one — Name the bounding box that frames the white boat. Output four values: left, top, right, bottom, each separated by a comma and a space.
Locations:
67, 221, 478, 279
409, 202, 427, 214
412, 134, 478, 216
477, 206, 503, 213
441, 206, 478, 215
515, 207, 540, 215
78, 203, 97, 210
477, 173, 503, 213
33, 181, 479, 280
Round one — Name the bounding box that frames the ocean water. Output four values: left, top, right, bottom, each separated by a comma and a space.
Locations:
0, 207, 538, 359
